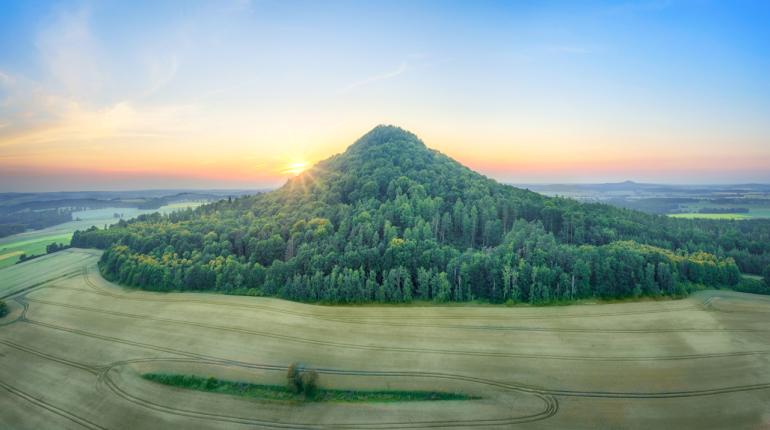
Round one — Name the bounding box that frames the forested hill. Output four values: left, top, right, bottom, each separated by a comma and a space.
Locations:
73, 125, 770, 303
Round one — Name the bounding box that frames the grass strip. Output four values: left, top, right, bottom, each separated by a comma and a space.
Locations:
142, 373, 478, 403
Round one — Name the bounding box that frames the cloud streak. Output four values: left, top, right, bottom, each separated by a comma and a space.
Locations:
35, 7, 103, 99
1, 1, 768, 189
341, 62, 408, 93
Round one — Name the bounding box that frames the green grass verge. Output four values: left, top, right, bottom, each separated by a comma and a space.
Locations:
668, 213, 751, 220
0, 233, 72, 270
732, 276, 770, 295
142, 373, 478, 403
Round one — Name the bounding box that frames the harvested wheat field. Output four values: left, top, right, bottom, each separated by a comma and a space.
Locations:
1, 248, 769, 429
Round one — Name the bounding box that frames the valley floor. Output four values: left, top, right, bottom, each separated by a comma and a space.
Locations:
1, 248, 769, 429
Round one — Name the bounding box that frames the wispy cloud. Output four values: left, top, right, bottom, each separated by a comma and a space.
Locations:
35, 7, 103, 99
0, 5, 193, 153
341, 62, 408, 93
138, 54, 180, 100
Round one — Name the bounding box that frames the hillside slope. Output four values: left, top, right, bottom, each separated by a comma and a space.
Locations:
73, 125, 770, 303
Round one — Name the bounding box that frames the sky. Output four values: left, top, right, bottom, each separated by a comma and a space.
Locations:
1, 0, 769, 191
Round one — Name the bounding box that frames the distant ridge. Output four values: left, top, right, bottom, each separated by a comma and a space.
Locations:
517, 181, 770, 192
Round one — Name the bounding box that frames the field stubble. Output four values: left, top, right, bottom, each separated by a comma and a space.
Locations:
1, 249, 769, 429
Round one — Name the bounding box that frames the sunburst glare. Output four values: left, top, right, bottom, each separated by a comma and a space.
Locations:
281, 161, 309, 176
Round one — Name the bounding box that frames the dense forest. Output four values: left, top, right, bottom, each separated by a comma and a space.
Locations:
73, 125, 770, 303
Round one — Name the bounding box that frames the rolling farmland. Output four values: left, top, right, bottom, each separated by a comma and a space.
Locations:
1, 249, 769, 428
0, 203, 204, 270
3, 1, 770, 428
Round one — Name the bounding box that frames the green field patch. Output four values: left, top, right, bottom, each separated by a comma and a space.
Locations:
0, 250, 23, 261
747, 208, 770, 218
142, 373, 478, 403
0, 202, 202, 269
0, 232, 73, 269
668, 213, 751, 220
0, 232, 72, 249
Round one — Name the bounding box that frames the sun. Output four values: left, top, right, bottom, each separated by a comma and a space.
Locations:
282, 161, 309, 176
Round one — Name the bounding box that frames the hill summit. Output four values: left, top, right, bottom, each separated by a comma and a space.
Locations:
74, 125, 749, 303
347, 124, 425, 151
280, 124, 513, 209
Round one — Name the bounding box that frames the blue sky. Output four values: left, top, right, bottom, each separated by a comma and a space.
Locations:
1, 0, 769, 190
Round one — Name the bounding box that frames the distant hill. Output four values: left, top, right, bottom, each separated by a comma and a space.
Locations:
519, 180, 664, 193
520, 181, 770, 194
73, 126, 770, 303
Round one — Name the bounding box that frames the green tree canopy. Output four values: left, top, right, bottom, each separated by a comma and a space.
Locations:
72, 125, 769, 303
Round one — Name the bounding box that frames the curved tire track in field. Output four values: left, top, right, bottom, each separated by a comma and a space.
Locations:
545, 384, 770, 398
58, 285, 763, 334
24, 297, 770, 362
701, 295, 770, 314
98, 356, 770, 428
0, 269, 83, 300
6, 323, 770, 429
100, 358, 558, 429
0, 338, 100, 375
0, 379, 108, 430
73, 265, 761, 335
0, 339, 558, 428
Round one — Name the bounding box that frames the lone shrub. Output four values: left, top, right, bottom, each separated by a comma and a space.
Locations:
300, 369, 319, 398
287, 363, 301, 393
205, 376, 217, 390
286, 363, 319, 398
0, 300, 7, 318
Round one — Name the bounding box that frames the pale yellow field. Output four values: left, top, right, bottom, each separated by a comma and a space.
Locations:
1, 249, 770, 429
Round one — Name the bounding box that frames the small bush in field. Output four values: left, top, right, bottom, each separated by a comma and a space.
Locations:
287, 363, 319, 397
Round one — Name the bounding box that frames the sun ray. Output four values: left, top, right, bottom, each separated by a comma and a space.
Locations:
281, 161, 309, 176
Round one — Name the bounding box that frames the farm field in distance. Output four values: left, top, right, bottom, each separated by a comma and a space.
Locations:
1, 249, 769, 429
521, 182, 770, 219
669, 212, 753, 220
0, 202, 203, 270
669, 207, 770, 219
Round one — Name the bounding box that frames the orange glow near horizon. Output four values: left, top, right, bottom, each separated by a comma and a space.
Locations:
2, 116, 770, 189
2, 2, 770, 191
281, 161, 309, 176
1, 93, 769, 189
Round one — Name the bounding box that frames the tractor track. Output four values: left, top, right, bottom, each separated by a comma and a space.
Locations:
39, 284, 770, 334
0, 338, 100, 374
69, 265, 764, 336
57, 285, 764, 334
4, 252, 770, 429
0, 379, 108, 430
21, 297, 770, 362
702, 295, 770, 314
100, 358, 558, 429
0, 268, 84, 300
1, 332, 558, 428
6, 310, 770, 429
